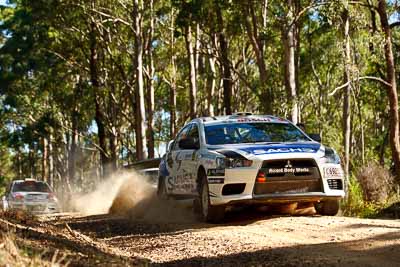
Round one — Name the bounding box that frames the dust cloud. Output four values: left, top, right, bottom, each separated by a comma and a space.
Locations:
71, 170, 195, 223
70, 171, 132, 215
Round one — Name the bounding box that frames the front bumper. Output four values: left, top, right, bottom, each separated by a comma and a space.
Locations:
222, 193, 343, 206
208, 163, 345, 206
8, 201, 60, 214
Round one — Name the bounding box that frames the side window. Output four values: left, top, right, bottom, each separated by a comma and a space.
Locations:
187, 124, 199, 145
172, 124, 191, 150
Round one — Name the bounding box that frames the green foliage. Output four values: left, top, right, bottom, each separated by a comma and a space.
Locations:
0, 0, 398, 202
342, 176, 379, 218
342, 175, 399, 218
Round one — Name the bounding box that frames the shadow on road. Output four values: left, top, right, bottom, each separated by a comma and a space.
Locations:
150, 231, 400, 267
59, 203, 316, 238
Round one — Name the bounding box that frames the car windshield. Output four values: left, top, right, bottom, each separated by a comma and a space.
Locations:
205, 122, 309, 145
12, 181, 52, 193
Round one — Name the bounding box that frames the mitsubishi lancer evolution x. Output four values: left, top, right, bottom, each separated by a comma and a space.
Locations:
157, 113, 345, 222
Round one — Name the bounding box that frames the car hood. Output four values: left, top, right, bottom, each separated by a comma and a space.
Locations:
208, 142, 325, 161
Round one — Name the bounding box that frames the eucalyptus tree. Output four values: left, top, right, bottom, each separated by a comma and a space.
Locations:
376, 0, 400, 179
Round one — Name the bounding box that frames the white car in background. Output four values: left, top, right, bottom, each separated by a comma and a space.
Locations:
2, 179, 60, 214
158, 113, 345, 222
139, 168, 159, 188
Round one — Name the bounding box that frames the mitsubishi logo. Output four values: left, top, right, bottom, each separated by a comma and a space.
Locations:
285, 160, 293, 168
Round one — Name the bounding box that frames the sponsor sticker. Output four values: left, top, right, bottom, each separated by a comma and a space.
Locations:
324, 167, 342, 178
268, 167, 310, 174
240, 144, 320, 155
207, 169, 225, 176
237, 118, 271, 122
208, 178, 225, 184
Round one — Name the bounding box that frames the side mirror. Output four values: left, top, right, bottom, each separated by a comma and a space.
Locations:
179, 137, 200, 150
309, 133, 321, 143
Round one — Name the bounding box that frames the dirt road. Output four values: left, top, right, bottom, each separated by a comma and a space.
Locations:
13, 205, 395, 267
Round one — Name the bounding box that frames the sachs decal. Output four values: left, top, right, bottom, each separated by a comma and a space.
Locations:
239, 143, 321, 155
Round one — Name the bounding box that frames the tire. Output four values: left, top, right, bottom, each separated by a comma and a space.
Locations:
198, 171, 225, 223
315, 199, 340, 216
157, 176, 169, 200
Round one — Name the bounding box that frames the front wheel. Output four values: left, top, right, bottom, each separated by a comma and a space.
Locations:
198, 173, 225, 223
314, 199, 340, 216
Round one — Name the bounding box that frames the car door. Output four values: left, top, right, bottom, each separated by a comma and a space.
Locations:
180, 123, 200, 196
168, 124, 192, 194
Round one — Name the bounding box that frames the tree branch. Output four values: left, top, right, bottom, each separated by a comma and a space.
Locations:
329, 76, 391, 96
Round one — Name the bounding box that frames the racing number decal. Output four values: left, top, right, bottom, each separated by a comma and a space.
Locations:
172, 151, 198, 194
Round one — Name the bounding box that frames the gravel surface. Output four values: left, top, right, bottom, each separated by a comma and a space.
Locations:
56, 209, 400, 267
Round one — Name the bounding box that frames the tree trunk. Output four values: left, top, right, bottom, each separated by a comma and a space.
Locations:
283, 0, 298, 124
109, 128, 118, 171
29, 144, 35, 178
342, 7, 351, 180
48, 132, 54, 188
68, 114, 78, 185
244, 1, 272, 114
294, 0, 301, 109
89, 21, 109, 178
146, 0, 155, 158
42, 136, 48, 181
215, 4, 232, 115
57, 131, 71, 193
133, 0, 147, 160
195, 23, 201, 74
185, 24, 197, 119
94, 100, 108, 177
170, 82, 177, 138
206, 41, 216, 117
107, 87, 118, 172
170, 9, 177, 138
377, 0, 400, 180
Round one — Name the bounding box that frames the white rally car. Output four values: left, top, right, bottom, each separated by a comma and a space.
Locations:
2, 179, 60, 214
158, 113, 345, 222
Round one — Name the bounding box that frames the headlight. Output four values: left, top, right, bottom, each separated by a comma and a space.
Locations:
320, 147, 340, 164
216, 157, 253, 168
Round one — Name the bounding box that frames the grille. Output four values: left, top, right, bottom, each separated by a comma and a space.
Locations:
254, 158, 323, 195
254, 180, 322, 195
327, 179, 343, 190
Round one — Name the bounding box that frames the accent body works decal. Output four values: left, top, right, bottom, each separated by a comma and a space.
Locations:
238, 143, 321, 155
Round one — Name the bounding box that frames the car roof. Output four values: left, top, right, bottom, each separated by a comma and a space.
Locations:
12, 179, 46, 184
190, 113, 290, 126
